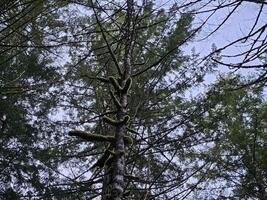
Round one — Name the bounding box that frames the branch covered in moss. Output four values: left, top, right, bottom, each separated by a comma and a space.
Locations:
109, 76, 122, 91
91, 146, 122, 169
109, 76, 132, 94
103, 115, 130, 126
121, 77, 132, 94
110, 91, 122, 109
90, 148, 112, 169
69, 131, 114, 142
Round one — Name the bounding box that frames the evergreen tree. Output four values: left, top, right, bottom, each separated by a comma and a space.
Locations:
1, 1, 266, 199
187, 77, 267, 199
0, 0, 65, 198
61, 1, 207, 199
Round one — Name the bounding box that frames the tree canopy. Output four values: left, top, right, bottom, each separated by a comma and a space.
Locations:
0, 0, 266, 199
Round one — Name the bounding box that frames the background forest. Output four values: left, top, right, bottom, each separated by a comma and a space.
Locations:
0, 0, 266, 199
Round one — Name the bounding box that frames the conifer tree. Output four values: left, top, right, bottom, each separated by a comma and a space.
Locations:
63, 1, 206, 199
2, 1, 266, 199
186, 77, 267, 199
0, 0, 65, 197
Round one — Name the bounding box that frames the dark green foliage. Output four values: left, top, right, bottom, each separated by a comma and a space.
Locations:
0, 0, 66, 198
61, 1, 202, 199
2, 0, 266, 199
188, 77, 267, 199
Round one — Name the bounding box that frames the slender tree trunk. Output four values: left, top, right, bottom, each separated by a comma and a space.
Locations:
102, 1, 134, 199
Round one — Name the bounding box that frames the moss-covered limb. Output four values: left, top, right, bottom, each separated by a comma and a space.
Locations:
103, 116, 118, 126
121, 77, 132, 94
90, 148, 111, 169
122, 115, 130, 124
110, 91, 122, 109
103, 115, 130, 126
68, 130, 114, 143
108, 76, 132, 95
109, 76, 122, 92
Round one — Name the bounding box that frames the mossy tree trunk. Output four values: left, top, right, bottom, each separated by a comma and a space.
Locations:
101, 0, 134, 199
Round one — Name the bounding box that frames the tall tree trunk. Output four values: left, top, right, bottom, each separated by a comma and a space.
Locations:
102, 1, 134, 199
